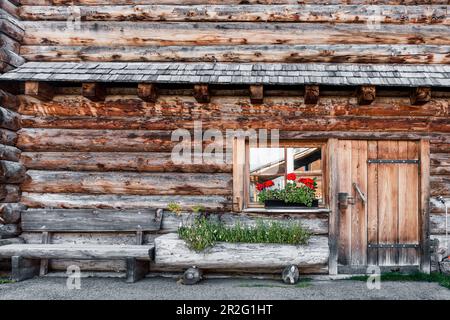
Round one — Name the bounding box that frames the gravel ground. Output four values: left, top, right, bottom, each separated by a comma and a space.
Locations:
0, 277, 449, 300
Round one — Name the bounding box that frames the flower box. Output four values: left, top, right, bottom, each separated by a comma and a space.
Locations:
264, 199, 319, 209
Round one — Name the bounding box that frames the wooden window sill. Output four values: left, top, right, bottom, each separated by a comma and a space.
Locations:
242, 207, 330, 214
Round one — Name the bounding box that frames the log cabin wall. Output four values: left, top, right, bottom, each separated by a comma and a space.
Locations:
0, 0, 24, 244
0, 0, 448, 274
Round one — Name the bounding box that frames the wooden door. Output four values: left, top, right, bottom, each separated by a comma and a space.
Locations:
337, 140, 420, 268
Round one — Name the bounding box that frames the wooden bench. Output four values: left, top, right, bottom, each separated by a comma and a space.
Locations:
0, 208, 163, 282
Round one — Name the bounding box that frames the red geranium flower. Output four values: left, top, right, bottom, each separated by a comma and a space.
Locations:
256, 183, 265, 191
264, 180, 274, 188
299, 178, 316, 190
286, 173, 297, 181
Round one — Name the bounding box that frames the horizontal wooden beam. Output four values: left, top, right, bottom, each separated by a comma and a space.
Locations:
24, 81, 54, 101
249, 85, 263, 104
82, 82, 106, 102
20, 44, 450, 64
137, 83, 158, 102
22, 22, 450, 46
0, 160, 26, 184
304, 85, 319, 104
193, 84, 210, 103
411, 87, 431, 105
357, 85, 376, 105
18, 5, 450, 24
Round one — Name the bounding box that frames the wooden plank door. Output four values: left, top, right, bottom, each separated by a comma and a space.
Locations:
337, 140, 420, 268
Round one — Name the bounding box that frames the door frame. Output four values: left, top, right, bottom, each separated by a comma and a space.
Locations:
327, 138, 430, 275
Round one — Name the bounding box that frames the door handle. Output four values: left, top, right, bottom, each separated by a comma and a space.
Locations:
353, 183, 366, 204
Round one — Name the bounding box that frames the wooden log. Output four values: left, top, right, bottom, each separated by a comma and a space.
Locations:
0, 129, 17, 146
193, 84, 209, 103
22, 22, 450, 46
21, 208, 163, 232
24, 81, 54, 101
21, 193, 231, 211
10, 256, 39, 282
411, 87, 431, 105
430, 214, 450, 235
82, 83, 106, 102
20, 152, 232, 173
0, 223, 20, 237
0, 33, 19, 53
0, 203, 25, 224
154, 233, 329, 269
22, 170, 233, 196
430, 176, 450, 196
20, 115, 450, 133
126, 258, 149, 283
0, 48, 24, 67
358, 85, 376, 105
1, 0, 19, 20
249, 85, 263, 104
431, 153, 450, 175
304, 85, 319, 104
0, 244, 154, 260
17, 4, 450, 24
0, 160, 26, 183
0, 184, 20, 203
0, 13, 23, 42
0, 144, 20, 161
20, 44, 450, 64
137, 83, 157, 102
0, 237, 24, 246
0, 89, 18, 111
0, 107, 20, 131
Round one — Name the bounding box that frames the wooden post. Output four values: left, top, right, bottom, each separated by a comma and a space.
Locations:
126, 258, 148, 283
249, 85, 263, 104
304, 85, 319, 104
11, 256, 40, 282
232, 136, 245, 212
39, 231, 50, 276
193, 84, 210, 103
357, 85, 376, 105
411, 87, 431, 105
82, 83, 106, 102
137, 83, 158, 102
420, 139, 431, 274
24, 81, 54, 101
327, 138, 339, 275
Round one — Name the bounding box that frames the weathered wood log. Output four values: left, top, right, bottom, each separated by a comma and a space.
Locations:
161, 211, 329, 235
22, 170, 232, 196
20, 115, 450, 133
0, 223, 20, 237
249, 85, 263, 104
0, 237, 24, 246
431, 153, 450, 175
154, 233, 329, 269
358, 85, 376, 105
0, 129, 17, 146
0, 12, 23, 42
0, 203, 25, 224
0, 89, 18, 111
22, 22, 450, 46
411, 87, 432, 105
20, 44, 450, 64
24, 81, 54, 101
18, 4, 450, 24
0, 107, 20, 131
0, 33, 19, 53
430, 176, 450, 196
18, 95, 449, 118
21, 208, 163, 232
0, 144, 20, 161
182, 267, 203, 285
137, 83, 157, 102
193, 84, 210, 103
1, 0, 19, 20
11, 256, 39, 281
304, 85, 319, 104
20, 152, 232, 173
0, 244, 154, 260
282, 265, 299, 284
0, 184, 20, 203
430, 214, 450, 235
0, 160, 26, 183
21, 193, 231, 211
126, 258, 149, 283
82, 83, 106, 102
0, 48, 24, 68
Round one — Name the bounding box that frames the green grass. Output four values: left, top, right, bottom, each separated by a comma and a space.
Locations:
349, 272, 450, 290
0, 278, 13, 284
178, 217, 312, 252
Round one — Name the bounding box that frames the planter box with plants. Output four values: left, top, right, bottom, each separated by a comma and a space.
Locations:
154, 217, 329, 272
257, 174, 319, 209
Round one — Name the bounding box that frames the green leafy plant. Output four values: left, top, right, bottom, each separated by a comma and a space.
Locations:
167, 202, 182, 216
257, 174, 317, 207
192, 205, 206, 214
178, 217, 311, 252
